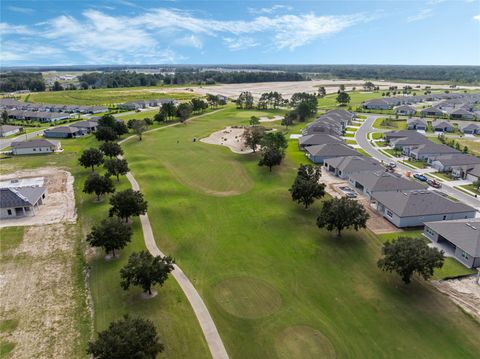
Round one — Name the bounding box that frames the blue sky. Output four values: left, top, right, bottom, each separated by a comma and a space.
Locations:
1, 0, 479, 66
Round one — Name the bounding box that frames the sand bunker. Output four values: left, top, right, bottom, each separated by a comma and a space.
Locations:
0, 167, 76, 228
201, 126, 253, 154
259, 115, 284, 122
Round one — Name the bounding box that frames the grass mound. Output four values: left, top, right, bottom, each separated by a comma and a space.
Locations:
275, 325, 336, 359
213, 277, 282, 319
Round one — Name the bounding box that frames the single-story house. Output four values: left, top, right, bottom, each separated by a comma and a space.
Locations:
424, 219, 480, 268
298, 133, 342, 149
0, 186, 47, 219
11, 139, 61, 155
430, 154, 480, 176
44, 126, 85, 138
432, 120, 454, 132
363, 99, 393, 110
421, 107, 444, 117
466, 165, 480, 182
348, 170, 426, 198
305, 143, 358, 164
0, 124, 22, 137
324, 156, 382, 179
395, 105, 416, 116
449, 108, 476, 120
459, 123, 480, 135
406, 118, 427, 130
72, 120, 98, 133
372, 190, 476, 228
410, 143, 459, 161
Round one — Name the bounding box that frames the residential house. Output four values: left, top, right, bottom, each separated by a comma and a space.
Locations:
430, 154, 480, 178
460, 123, 480, 135
324, 156, 382, 179
421, 107, 445, 117
449, 108, 476, 120
71, 120, 98, 133
298, 134, 342, 149
0, 186, 47, 219
424, 219, 480, 268
406, 118, 427, 130
348, 170, 426, 199
409, 143, 459, 161
44, 126, 85, 138
362, 99, 393, 110
0, 125, 22, 137
465, 165, 480, 182
432, 120, 454, 132
372, 190, 476, 227
395, 105, 416, 116
305, 143, 358, 164
11, 139, 61, 155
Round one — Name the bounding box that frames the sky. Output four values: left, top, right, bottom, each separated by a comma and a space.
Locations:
1, 0, 479, 67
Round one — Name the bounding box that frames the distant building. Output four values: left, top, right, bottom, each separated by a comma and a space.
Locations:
44, 126, 85, 138
0, 125, 22, 137
395, 105, 416, 116
406, 118, 427, 130
11, 139, 61, 155
432, 120, 454, 132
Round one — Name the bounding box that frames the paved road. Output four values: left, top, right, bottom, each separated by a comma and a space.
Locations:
355, 115, 480, 211
121, 109, 229, 359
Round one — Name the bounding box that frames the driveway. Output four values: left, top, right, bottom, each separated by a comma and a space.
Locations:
354, 115, 480, 211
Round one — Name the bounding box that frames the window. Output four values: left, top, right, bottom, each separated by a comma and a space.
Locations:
425, 227, 435, 236
7, 209, 12, 215
386, 210, 393, 218
33, 148, 36, 151
462, 251, 469, 260
443, 216, 447, 220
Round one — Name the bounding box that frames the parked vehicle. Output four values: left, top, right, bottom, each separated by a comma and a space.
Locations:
413, 173, 428, 182
388, 162, 397, 168
427, 179, 442, 188
337, 186, 357, 198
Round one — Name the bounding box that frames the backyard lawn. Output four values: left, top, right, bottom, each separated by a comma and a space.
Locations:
120, 106, 480, 359
373, 117, 407, 130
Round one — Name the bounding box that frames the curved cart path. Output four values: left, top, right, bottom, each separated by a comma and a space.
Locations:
120, 109, 229, 359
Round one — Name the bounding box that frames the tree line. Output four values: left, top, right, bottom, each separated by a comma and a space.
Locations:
78, 114, 174, 358
0, 72, 46, 92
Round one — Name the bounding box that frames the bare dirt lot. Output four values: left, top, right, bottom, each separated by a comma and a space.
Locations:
433, 275, 480, 321
177, 80, 480, 99
321, 168, 400, 234
0, 167, 76, 228
0, 224, 81, 358
201, 126, 253, 154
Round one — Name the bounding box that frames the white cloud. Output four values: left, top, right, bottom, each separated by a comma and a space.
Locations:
0, 7, 372, 64
175, 34, 203, 48
248, 4, 293, 15
407, 9, 432, 22
223, 37, 259, 51
7, 6, 34, 14
474, 14, 480, 22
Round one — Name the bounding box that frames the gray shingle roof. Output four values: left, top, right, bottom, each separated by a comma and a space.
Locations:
305, 143, 358, 157
11, 139, 59, 149
44, 126, 79, 134
432, 154, 480, 167
372, 190, 475, 217
299, 134, 342, 146
349, 170, 426, 192
424, 219, 480, 256
325, 156, 382, 174
0, 186, 45, 208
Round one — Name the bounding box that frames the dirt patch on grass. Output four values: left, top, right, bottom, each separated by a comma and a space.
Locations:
432, 276, 480, 321
259, 115, 284, 122
201, 126, 253, 154
213, 277, 282, 319
275, 325, 336, 359
0, 167, 76, 228
0, 224, 80, 358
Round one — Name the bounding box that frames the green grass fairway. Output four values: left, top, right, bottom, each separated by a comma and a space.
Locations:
122, 105, 480, 358
24, 88, 197, 105
0, 135, 209, 358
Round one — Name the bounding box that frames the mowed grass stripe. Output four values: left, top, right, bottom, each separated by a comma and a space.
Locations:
123, 106, 480, 358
